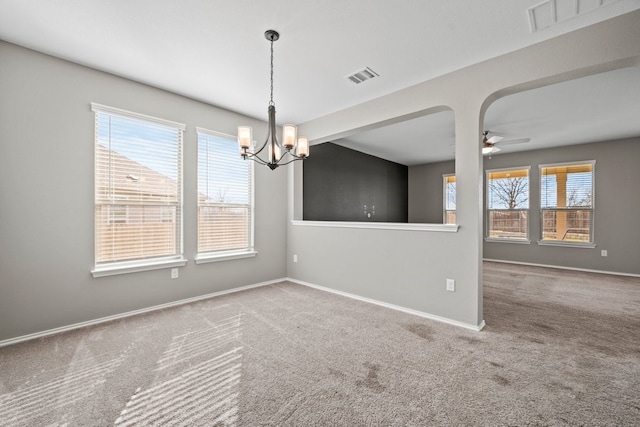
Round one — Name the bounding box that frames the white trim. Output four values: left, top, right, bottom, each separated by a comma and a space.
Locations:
0, 278, 283, 348
90, 102, 186, 130
485, 238, 531, 245
291, 220, 459, 232
287, 277, 485, 332
195, 127, 236, 139
195, 250, 258, 264
536, 240, 596, 248
195, 130, 255, 258
91, 257, 188, 278
483, 258, 640, 278
486, 165, 532, 174
538, 160, 595, 245
538, 159, 596, 169
443, 173, 456, 224
0, 277, 487, 348
485, 166, 531, 241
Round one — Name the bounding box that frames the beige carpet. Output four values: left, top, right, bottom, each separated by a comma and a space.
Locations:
1, 262, 639, 426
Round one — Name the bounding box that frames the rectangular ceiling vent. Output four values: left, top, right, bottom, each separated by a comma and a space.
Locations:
528, 0, 620, 32
346, 67, 379, 84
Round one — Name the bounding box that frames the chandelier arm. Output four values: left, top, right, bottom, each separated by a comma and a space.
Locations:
244, 152, 270, 166
244, 149, 304, 167
275, 148, 289, 164
252, 138, 270, 157
287, 152, 306, 160
279, 150, 305, 161
271, 156, 304, 167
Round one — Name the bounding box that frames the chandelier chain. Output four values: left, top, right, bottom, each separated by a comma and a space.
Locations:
269, 38, 275, 106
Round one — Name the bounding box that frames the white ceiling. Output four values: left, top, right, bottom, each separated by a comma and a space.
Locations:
1, 0, 640, 164
336, 65, 640, 165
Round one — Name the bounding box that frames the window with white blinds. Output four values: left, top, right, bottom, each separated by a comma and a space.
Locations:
197, 129, 254, 257
540, 161, 594, 244
486, 167, 530, 241
92, 104, 185, 272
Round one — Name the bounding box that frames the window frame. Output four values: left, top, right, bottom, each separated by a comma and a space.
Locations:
91, 103, 187, 278
194, 127, 256, 264
443, 174, 456, 224
538, 160, 596, 248
485, 166, 531, 244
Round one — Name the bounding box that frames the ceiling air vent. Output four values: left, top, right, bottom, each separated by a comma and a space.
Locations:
346, 67, 379, 84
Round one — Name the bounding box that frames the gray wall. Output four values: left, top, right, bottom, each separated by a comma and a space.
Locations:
290, 11, 640, 329
0, 42, 288, 342
409, 160, 455, 223
408, 138, 640, 275
303, 143, 408, 222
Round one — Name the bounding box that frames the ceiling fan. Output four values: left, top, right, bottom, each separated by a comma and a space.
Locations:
482, 131, 530, 155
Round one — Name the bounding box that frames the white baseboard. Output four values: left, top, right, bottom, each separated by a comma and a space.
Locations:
483, 259, 640, 278
287, 277, 486, 332
0, 278, 283, 348
1, 275, 489, 348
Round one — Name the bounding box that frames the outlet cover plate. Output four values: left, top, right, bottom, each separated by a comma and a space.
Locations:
446, 279, 455, 292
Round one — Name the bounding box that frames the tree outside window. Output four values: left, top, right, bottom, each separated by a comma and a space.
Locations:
486, 168, 530, 241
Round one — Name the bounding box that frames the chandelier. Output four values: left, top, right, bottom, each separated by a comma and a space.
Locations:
237, 30, 309, 170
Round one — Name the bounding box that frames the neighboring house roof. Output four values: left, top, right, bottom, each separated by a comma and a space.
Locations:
96, 145, 210, 203
96, 145, 178, 203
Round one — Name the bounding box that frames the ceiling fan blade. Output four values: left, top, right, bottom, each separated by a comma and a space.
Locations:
497, 137, 530, 146
487, 135, 503, 144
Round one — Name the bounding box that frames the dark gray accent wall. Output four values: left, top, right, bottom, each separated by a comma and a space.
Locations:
303, 143, 408, 222
407, 138, 640, 275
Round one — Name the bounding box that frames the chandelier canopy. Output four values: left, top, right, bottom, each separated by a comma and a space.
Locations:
238, 30, 309, 170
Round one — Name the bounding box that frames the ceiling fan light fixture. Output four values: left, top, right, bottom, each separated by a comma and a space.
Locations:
483, 145, 501, 155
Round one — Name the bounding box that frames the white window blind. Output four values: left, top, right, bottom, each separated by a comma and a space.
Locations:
443, 174, 456, 224
197, 129, 253, 255
92, 104, 184, 268
540, 161, 594, 244
486, 168, 530, 241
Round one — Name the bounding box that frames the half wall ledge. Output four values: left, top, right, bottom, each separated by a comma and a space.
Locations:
290, 220, 459, 232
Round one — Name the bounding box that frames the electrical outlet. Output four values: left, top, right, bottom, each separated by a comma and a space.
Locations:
293, 254, 298, 263
171, 268, 179, 279
601, 250, 607, 257
446, 278, 455, 292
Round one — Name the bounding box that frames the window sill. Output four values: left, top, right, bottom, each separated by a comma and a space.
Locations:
291, 220, 459, 232
92, 257, 188, 278
485, 238, 531, 245
195, 249, 258, 264
537, 240, 596, 249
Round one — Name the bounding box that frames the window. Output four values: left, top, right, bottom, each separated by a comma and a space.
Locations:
196, 128, 254, 261
486, 167, 530, 241
443, 174, 456, 224
92, 103, 185, 276
540, 161, 594, 245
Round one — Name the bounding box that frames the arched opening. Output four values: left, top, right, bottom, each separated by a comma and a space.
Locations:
481, 64, 640, 329
302, 108, 455, 223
